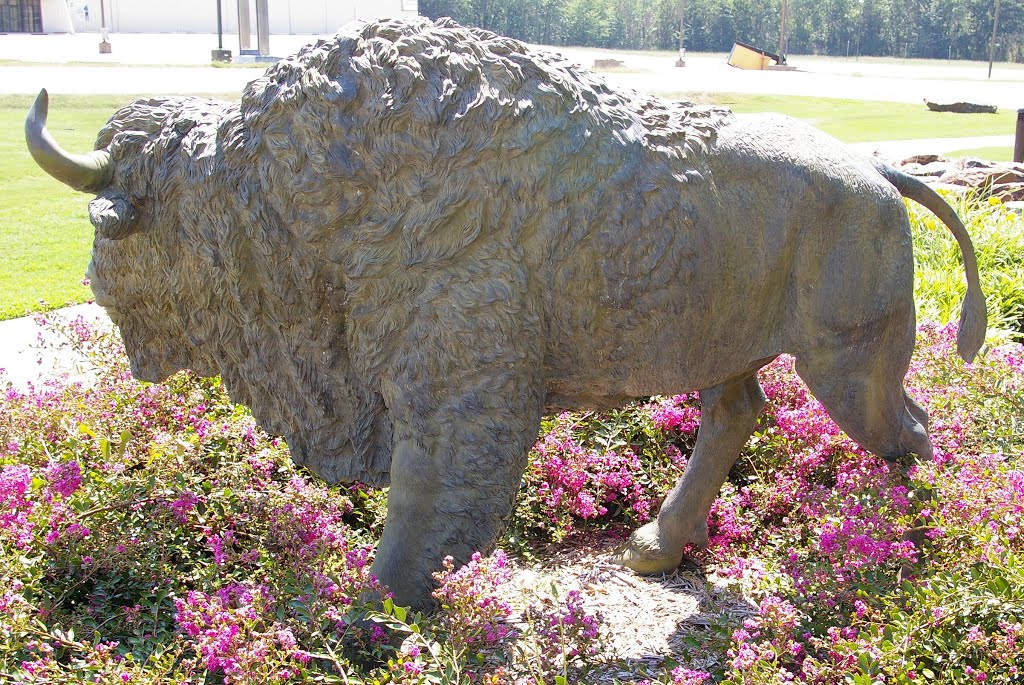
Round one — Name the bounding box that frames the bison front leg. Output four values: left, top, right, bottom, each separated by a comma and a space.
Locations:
616, 373, 766, 574
368, 287, 544, 611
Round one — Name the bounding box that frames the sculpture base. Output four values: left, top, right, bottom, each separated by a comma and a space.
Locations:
211, 49, 233, 63
99, 41, 112, 54
675, 59, 686, 67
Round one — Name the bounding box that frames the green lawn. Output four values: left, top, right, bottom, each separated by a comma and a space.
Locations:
684, 92, 1017, 142
0, 91, 1016, 320
0, 94, 128, 320
0, 94, 239, 321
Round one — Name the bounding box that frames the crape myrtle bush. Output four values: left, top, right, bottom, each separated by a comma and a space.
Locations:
0, 316, 605, 684
2, 204, 1024, 684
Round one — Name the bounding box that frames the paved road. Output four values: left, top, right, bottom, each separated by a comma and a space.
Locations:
3, 31, 1024, 108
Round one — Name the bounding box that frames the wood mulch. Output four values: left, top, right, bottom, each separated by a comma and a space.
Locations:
497, 533, 756, 682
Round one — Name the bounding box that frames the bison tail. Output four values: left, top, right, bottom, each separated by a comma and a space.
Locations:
869, 158, 987, 363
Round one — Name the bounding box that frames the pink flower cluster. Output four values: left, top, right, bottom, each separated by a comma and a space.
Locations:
432, 550, 516, 648
174, 583, 309, 682
649, 393, 702, 435
668, 667, 711, 685
729, 596, 804, 674
0, 465, 35, 548
533, 589, 601, 657
44, 459, 82, 499
529, 413, 652, 531
264, 476, 353, 560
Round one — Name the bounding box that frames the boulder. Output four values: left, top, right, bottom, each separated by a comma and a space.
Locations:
894, 155, 1024, 206
992, 184, 1024, 202
938, 168, 1024, 188
900, 154, 946, 165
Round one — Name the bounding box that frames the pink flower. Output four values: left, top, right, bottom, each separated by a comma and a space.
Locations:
45, 460, 82, 499
170, 491, 200, 524
671, 666, 711, 684
0, 465, 35, 547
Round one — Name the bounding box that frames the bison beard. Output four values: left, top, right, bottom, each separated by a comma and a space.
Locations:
27, 17, 985, 610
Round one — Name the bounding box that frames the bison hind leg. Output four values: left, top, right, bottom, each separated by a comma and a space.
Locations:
615, 372, 767, 575
794, 331, 933, 465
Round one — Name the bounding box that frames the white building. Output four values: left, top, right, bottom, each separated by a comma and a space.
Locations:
5, 0, 418, 34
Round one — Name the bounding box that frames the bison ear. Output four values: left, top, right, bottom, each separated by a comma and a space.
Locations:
88, 191, 138, 240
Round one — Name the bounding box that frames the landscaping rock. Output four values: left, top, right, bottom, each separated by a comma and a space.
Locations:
892, 155, 1024, 205
993, 183, 1024, 202
938, 168, 1024, 187
900, 154, 946, 165
900, 161, 954, 177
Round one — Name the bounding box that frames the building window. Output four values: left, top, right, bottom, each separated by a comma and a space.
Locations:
0, 0, 42, 32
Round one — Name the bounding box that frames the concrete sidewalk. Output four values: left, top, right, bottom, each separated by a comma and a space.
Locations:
0, 32, 319, 95
850, 135, 1016, 159
0, 303, 111, 389
0, 31, 320, 65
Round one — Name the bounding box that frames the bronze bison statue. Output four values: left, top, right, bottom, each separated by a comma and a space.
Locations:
26, 17, 986, 610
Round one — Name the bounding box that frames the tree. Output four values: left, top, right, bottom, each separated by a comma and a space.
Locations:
415, 0, 1024, 61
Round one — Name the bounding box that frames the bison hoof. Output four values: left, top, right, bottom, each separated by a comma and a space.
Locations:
613, 521, 686, 575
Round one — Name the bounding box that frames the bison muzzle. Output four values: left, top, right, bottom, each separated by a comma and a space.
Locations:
26, 17, 986, 610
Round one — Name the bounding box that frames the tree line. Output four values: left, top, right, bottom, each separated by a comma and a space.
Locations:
418, 0, 1024, 62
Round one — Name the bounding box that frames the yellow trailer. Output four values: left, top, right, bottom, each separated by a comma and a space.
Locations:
728, 41, 787, 70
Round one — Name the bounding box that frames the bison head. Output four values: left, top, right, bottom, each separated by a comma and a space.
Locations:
25, 88, 393, 486
26, 89, 214, 381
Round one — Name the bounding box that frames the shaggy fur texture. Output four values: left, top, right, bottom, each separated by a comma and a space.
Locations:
90, 17, 733, 486
73, 17, 984, 608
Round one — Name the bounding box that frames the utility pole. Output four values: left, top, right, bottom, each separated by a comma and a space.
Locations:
988, 0, 1002, 79
778, 0, 789, 56
676, 0, 686, 67
98, 0, 111, 53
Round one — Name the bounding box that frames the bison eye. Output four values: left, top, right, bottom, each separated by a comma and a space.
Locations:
89, 191, 139, 240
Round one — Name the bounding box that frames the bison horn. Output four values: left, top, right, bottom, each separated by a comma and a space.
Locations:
25, 88, 112, 193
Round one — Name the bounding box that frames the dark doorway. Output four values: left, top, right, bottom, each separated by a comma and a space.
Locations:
0, 0, 43, 33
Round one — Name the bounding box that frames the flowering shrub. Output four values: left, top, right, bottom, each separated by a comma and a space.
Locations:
0, 318, 393, 683
3, 200, 1024, 684
699, 325, 1024, 684
522, 588, 604, 681
511, 405, 692, 544
432, 550, 516, 649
